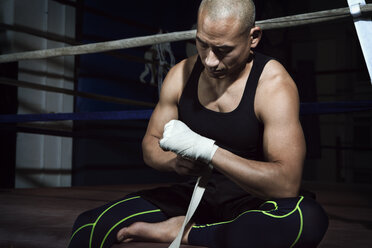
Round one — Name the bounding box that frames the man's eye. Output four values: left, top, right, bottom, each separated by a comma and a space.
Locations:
215, 49, 231, 56
219, 48, 233, 54
199, 42, 208, 48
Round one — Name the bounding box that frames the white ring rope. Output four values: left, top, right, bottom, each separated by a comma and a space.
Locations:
0, 77, 156, 107
0, 5, 371, 63
0, 30, 196, 63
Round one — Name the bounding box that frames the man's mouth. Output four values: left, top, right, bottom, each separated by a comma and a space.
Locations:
207, 69, 225, 76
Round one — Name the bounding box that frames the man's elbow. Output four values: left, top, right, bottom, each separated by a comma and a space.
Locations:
273, 161, 303, 198
141, 136, 152, 166
272, 179, 301, 199
264, 169, 301, 199
282, 182, 300, 198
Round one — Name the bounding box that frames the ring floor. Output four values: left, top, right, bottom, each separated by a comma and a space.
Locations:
0, 182, 371, 248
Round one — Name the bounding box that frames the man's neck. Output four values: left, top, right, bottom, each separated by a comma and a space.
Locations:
203, 59, 253, 94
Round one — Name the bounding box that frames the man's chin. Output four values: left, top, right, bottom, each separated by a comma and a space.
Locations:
206, 70, 227, 79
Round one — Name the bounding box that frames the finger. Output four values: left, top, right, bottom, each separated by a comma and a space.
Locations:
176, 155, 194, 162
176, 166, 200, 177
164, 119, 176, 130
159, 138, 169, 151
175, 159, 206, 176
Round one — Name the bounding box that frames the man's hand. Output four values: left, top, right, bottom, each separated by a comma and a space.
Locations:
159, 120, 218, 164
173, 156, 211, 176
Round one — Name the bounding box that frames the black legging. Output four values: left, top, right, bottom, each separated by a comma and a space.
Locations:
68, 195, 328, 248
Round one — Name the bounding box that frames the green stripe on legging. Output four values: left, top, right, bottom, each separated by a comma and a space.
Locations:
100, 209, 162, 248
89, 196, 140, 248
68, 223, 95, 246
290, 203, 303, 248
193, 196, 304, 248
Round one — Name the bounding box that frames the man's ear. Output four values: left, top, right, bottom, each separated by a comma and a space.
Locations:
250, 26, 262, 48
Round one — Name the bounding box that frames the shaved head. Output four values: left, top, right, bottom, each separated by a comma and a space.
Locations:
198, 0, 256, 34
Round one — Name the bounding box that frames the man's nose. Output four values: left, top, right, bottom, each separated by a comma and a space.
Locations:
205, 50, 220, 68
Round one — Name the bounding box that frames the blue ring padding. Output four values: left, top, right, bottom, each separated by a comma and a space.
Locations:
0, 109, 153, 123
1, 101, 372, 123
300, 100, 372, 115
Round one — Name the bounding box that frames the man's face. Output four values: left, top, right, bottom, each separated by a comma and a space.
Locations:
196, 13, 252, 79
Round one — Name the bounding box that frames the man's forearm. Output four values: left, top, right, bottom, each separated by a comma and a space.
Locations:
142, 134, 177, 172
211, 148, 302, 199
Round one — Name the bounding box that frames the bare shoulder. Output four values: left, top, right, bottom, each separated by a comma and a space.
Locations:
257, 59, 298, 96
160, 55, 198, 104
255, 59, 300, 122
144, 55, 198, 139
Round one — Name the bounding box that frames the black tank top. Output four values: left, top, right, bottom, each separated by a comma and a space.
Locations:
176, 53, 273, 218
178, 52, 272, 161
139, 52, 274, 221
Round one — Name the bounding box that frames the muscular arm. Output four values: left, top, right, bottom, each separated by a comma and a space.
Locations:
142, 56, 199, 173
211, 60, 306, 199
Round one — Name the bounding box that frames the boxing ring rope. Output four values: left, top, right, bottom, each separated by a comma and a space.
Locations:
1, 101, 372, 123
0, 4, 371, 63
0, 2, 371, 125
0, 77, 156, 108
0, 23, 166, 68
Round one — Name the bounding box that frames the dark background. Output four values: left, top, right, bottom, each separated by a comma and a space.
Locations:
1, 0, 371, 188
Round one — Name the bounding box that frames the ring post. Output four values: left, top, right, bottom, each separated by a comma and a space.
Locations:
347, 0, 372, 84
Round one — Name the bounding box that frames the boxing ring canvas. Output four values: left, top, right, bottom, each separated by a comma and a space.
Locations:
0, 183, 371, 248
1, 0, 372, 247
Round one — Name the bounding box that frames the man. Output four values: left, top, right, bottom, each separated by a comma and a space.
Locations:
69, 0, 328, 247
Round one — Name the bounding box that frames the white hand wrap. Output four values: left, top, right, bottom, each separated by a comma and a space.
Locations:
159, 120, 218, 164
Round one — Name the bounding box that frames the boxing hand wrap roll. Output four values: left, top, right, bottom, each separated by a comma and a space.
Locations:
168, 164, 212, 248
159, 120, 218, 164
160, 120, 217, 248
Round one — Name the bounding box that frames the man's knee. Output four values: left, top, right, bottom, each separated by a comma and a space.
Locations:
300, 197, 329, 247
72, 208, 97, 231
